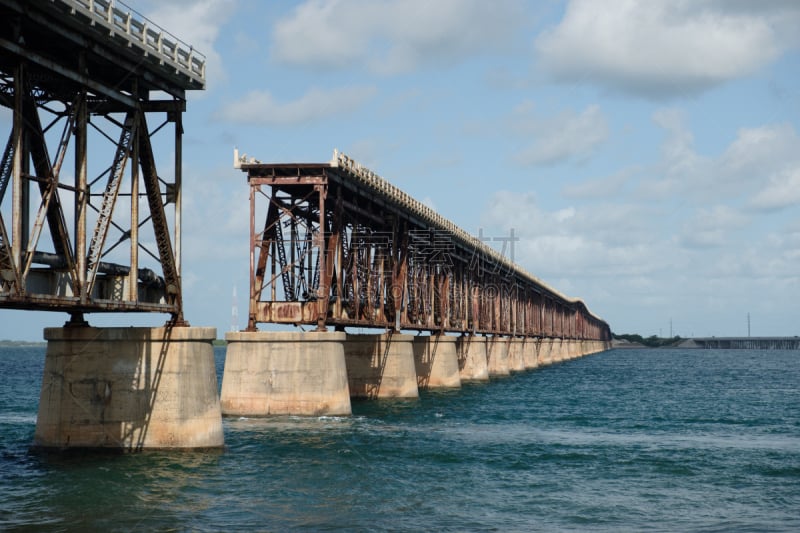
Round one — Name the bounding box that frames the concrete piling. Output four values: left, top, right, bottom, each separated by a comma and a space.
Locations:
486, 335, 510, 377
412, 334, 461, 390
34, 326, 223, 450
343, 333, 419, 399
220, 331, 351, 417
456, 334, 489, 382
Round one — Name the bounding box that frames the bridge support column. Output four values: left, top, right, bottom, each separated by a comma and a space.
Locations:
486, 335, 510, 377
33, 326, 223, 450
537, 338, 551, 366
565, 339, 577, 360
508, 337, 526, 372
413, 334, 461, 390
344, 333, 418, 399
523, 338, 540, 370
220, 331, 351, 417
552, 338, 566, 363
456, 334, 489, 382
582, 340, 594, 356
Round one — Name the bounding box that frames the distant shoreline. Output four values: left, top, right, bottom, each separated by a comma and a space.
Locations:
0, 340, 47, 347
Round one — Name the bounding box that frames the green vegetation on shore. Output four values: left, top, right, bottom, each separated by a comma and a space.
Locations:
613, 333, 683, 348
0, 340, 46, 347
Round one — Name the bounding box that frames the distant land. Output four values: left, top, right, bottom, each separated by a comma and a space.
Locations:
0, 340, 46, 347
612, 333, 683, 348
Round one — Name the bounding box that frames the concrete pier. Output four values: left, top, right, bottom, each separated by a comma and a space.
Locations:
523, 338, 540, 370
538, 338, 554, 366
220, 331, 351, 417
507, 337, 526, 372
344, 333, 419, 399
456, 335, 489, 381
412, 334, 461, 390
551, 338, 566, 363
486, 335, 510, 377
34, 326, 223, 450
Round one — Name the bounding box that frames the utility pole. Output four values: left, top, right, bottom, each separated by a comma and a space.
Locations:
747, 312, 751, 337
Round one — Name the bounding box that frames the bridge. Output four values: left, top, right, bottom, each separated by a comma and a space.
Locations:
0, 0, 221, 450
682, 337, 800, 350
219, 150, 611, 415
1, 0, 611, 450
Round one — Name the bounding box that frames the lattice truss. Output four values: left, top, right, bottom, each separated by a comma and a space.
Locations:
0, 69, 182, 319
242, 156, 611, 342
0, 0, 205, 322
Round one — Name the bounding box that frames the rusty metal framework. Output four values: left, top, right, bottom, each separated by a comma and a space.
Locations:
237, 150, 612, 342
0, 0, 205, 322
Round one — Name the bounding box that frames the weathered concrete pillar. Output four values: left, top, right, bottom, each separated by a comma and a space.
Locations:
344, 333, 418, 399
581, 340, 591, 356
456, 334, 489, 381
540, 339, 548, 365
413, 334, 461, 390
507, 337, 526, 372
486, 335, 510, 377
523, 337, 539, 370
220, 331, 350, 417
34, 326, 223, 450
550, 337, 567, 363
566, 339, 578, 360
538, 338, 553, 366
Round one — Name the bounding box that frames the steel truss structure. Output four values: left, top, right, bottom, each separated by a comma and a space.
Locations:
238, 150, 612, 342
0, 0, 205, 323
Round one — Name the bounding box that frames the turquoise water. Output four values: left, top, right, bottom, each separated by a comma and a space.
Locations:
1, 346, 799, 531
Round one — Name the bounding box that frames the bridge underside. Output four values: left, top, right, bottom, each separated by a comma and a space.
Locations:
0, 0, 204, 319
240, 151, 611, 342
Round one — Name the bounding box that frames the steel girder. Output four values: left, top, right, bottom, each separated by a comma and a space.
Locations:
239, 152, 612, 342
0, 57, 185, 321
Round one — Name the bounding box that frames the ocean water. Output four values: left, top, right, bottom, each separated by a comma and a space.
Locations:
1, 346, 799, 532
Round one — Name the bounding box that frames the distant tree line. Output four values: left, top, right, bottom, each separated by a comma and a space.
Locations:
612, 333, 683, 348
0, 340, 45, 347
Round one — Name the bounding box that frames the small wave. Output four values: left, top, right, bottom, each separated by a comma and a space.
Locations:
0, 414, 37, 424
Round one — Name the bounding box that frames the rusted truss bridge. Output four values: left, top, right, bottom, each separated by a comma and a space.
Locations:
237, 150, 611, 342
0, 0, 204, 321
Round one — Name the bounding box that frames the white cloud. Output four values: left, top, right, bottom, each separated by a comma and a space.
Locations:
638, 112, 800, 204
563, 167, 637, 199
535, 0, 800, 99
143, 0, 235, 93
512, 104, 609, 166
679, 205, 750, 248
720, 123, 800, 183
216, 85, 377, 125
749, 168, 800, 211
270, 0, 526, 74
480, 191, 676, 281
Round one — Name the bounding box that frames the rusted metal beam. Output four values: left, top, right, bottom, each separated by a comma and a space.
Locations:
239, 151, 612, 342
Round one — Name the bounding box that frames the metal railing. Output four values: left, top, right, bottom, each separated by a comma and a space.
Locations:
330, 150, 603, 320
60, 0, 206, 87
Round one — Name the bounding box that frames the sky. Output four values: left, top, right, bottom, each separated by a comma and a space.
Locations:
2, 0, 800, 340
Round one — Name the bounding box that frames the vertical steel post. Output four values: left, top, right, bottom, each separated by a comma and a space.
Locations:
315, 182, 327, 331
75, 86, 87, 301
174, 104, 183, 279
129, 104, 139, 302
11, 64, 23, 274
248, 179, 256, 331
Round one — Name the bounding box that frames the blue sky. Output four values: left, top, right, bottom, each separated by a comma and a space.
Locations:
3, 0, 800, 340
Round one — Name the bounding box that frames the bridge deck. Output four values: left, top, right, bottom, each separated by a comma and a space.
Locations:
0, 0, 205, 103
0, 0, 202, 320
238, 150, 611, 341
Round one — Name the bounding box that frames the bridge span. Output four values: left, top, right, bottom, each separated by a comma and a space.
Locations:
1, 0, 611, 451
1, 0, 222, 450
220, 150, 612, 417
